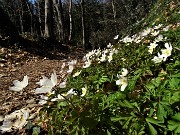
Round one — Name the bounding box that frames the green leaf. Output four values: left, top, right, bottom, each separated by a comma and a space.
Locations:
157, 103, 167, 122
146, 117, 165, 128
124, 100, 134, 108
168, 120, 180, 133
123, 116, 134, 129
169, 77, 180, 89
147, 122, 157, 135
57, 101, 67, 108
111, 116, 130, 122
32, 127, 41, 135
128, 73, 141, 90
172, 113, 180, 121
107, 129, 111, 135
171, 91, 180, 103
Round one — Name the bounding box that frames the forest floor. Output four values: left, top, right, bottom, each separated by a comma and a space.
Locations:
0, 43, 86, 134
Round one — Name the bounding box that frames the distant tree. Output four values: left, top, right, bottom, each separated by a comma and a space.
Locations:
68, 0, 72, 41
44, 0, 54, 38
52, 0, 64, 42
80, 0, 86, 49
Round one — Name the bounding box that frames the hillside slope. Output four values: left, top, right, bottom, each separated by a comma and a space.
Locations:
0, 0, 179, 134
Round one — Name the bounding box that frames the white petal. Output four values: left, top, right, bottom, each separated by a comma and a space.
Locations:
121, 82, 128, 91
35, 86, 52, 94
13, 80, 23, 88
51, 70, 57, 86
51, 98, 58, 102
66, 89, 76, 98
122, 68, 128, 76
36, 76, 48, 86
0, 120, 13, 133
114, 35, 119, 39
9, 86, 22, 92
22, 75, 28, 88
116, 80, 121, 85
59, 81, 66, 88
81, 88, 87, 97
9, 75, 28, 92
38, 100, 47, 105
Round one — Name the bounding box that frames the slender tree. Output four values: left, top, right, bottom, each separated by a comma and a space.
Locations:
68, 0, 72, 41
53, 0, 64, 42
80, 0, 86, 49
112, 0, 117, 34
44, 0, 53, 38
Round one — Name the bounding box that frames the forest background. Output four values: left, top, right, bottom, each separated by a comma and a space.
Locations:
0, 0, 155, 51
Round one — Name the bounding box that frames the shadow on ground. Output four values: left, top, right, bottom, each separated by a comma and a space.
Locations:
0, 36, 83, 60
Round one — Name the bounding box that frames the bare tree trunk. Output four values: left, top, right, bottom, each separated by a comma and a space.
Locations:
52, 0, 64, 42
37, 1, 43, 36
44, 0, 53, 38
19, 0, 24, 34
25, 0, 33, 35
68, 0, 72, 41
112, 0, 117, 34
80, 0, 86, 49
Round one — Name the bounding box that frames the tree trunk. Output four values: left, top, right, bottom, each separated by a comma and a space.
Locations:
68, 0, 72, 41
80, 0, 86, 49
19, 0, 24, 34
37, 1, 43, 36
52, 0, 64, 42
25, 0, 33, 35
44, 0, 53, 38
112, 0, 117, 34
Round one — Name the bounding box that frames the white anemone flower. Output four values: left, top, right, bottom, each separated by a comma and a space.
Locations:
134, 36, 141, 43
161, 43, 172, 61
100, 53, 106, 62
112, 48, 118, 54
36, 76, 48, 86
151, 30, 159, 36
154, 24, 163, 29
148, 42, 158, 54
67, 65, 74, 73
116, 76, 128, 91
107, 53, 113, 62
65, 89, 76, 98
114, 35, 119, 39
152, 53, 164, 63
140, 28, 151, 37
59, 81, 67, 88
51, 94, 65, 102
35, 70, 57, 94
83, 60, 91, 68
61, 63, 66, 69
0, 120, 13, 133
68, 60, 77, 65
0, 108, 29, 133
73, 70, 82, 77
81, 87, 87, 97
9, 75, 28, 92
107, 43, 112, 48
13, 109, 29, 129
163, 25, 170, 31
103, 49, 109, 54
155, 35, 163, 42
122, 36, 133, 43
121, 68, 128, 77
38, 95, 48, 105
